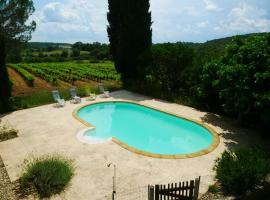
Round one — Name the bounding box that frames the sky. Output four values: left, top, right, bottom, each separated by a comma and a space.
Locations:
30, 0, 270, 44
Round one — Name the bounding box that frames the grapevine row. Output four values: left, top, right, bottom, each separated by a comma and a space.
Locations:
13, 62, 120, 85
9, 65, 35, 86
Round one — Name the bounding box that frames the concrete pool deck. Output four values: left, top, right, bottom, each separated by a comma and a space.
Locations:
0, 90, 263, 199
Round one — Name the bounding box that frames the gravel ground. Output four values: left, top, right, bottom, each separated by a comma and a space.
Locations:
199, 192, 233, 200
0, 156, 17, 200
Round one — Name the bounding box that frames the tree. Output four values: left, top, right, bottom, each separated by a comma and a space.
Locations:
7, 45, 23, 63
198, 35, 270, 130
0, 0, 36, 112
151, 43, 195, 93
72, 48, 80, 57
107, 0, 152, 82
72, 42, 83, 51
61, 50, 69, 58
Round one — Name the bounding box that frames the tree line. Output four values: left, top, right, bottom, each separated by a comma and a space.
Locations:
7, 42, 111, 63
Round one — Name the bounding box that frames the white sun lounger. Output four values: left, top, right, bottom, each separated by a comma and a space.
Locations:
52, 90, 65, 107
99, 84, 110, 98
70, 88, 81, 104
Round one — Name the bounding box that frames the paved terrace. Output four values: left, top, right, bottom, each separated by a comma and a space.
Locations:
0, 90, 262, 199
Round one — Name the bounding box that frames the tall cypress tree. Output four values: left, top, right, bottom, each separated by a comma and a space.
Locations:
107, 0, 152, 82
0, 0, 36, 112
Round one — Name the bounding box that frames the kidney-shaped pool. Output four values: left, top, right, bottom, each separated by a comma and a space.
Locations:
74, 101, 219, 158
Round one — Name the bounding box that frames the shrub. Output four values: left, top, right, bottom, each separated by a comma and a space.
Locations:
208, 184, 219, 194
0, 121, 18, 142
214, 147, 270, 196
20, 155, 75, 198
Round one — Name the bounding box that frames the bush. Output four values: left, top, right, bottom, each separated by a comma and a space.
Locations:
214, 147, 270, 196
20, 155, 75, 198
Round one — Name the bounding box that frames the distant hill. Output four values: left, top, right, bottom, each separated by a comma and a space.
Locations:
202, 32, 268, 45
189, 32, 269, 66
28, 32, 269, 51
25, 32, 268, 65
27, 42, 72, 50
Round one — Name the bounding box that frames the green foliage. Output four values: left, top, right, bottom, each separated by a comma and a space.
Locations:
150, 43, 196, 93
72, 42, 111, 60
10, 65, 35, 86
127, 42, 198, 106
6, 45, 22, 63
196, 61, 224, 111
0, 0, 36, 42
0, 0, 36, 112
214, 147, 270, 195
21, 42, 111, 62
20, 155, 74, 198
0, 121, 18, 142
193, 32, 268, 67
12, 61, 120, 86
198, 34, 270, 128
72, 48, 80, 57
219, 36, 270, 116
61, 50, 69, 58
107, 0, 152, 81
208, 184, 219, 194
11, 90, 56, 109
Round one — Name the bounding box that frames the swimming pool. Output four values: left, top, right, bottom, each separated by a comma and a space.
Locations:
74, 101, 219, 158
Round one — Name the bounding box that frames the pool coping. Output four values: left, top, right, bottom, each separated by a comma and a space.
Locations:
72, 100, 220, 159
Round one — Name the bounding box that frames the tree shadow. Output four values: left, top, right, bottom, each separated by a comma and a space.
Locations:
110, 90, 184, 106
236, 181, 270, 200
110, 90, 152, 101
0, 112, 13, 119
200, 113, 269, 150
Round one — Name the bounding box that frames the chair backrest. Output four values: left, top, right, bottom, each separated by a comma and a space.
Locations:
52, 90, 60, 101
70, 88, 77, 98
99, 84, 105, 93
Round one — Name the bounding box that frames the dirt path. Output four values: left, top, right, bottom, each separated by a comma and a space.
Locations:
8, 68, 56, 96
8, 68, 34, 96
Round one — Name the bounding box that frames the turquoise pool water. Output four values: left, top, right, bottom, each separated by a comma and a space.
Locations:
77, 102, 214, 155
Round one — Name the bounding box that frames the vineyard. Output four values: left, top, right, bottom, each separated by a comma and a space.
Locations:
10, 61, 120, 86
9, 65, 35, 86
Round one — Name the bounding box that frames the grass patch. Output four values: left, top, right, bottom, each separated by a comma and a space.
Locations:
11, 90, 55, 109
0, 121, 18, 142
9, 81, 122, 111
20, 154, 75, 198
